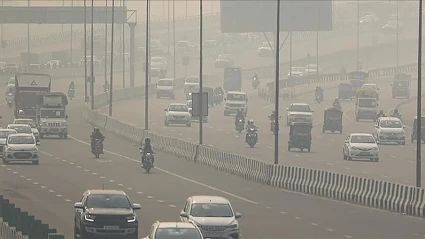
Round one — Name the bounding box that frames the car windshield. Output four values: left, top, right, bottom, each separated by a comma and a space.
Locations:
185, 77, 199, 83
190, 203, 234, 217
261, 42, 272, 47
350, 79, 365, 87
227, 94, 246, 101
158, 80, 173, 86
151, 57, 163, 63
306, 64, 317, 69
9, 126, 32, 134
177, 41, 188, 47
218, 54, 230, 59
155, 228, 202, 239
15, 120, 36, 128
358, 99, 376, 108
290, 105, 310, 112
41, 110, 65, 118
187, 101, 192, 108
85, 194, 131, 209
381, 120, 402, 128
362, 85, 376, 90
292, 67, 304, 72
394, 81, 408, 87
169, 105, 188, 112
0, 131, 15, 139
8, 135, 34, 144
351, 135, 376, 144
387, 20, 397, 25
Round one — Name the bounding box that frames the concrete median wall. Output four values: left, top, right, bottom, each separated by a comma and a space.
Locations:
80, 35, 425, 217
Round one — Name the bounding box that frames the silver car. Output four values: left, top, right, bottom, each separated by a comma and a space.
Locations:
0, 129, 17, 159
12, 119, 40, 145
180, 196, 241, 239
164, 103, 192, 127
3, 133, 39, 165
142, 221, 204, 239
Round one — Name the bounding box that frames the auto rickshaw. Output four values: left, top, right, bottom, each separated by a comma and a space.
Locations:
338, 83, 353, 100
202, 86, 214, 107
411, 116, 425, 143
392, 73, 411, 98
288, 122, 312, 152
322, 107, 343, 134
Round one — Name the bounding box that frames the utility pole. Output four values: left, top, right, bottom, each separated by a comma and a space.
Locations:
84, 0, 88, 102
104, 0, 108, 92
416, 0, 423, 188
274, 0, 281, 165
90, 0, 95, 110
145, 0, 150, 130
199, 0, 203, 145
109, 0, 115, 117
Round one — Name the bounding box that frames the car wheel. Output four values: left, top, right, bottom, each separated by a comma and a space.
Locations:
186, 123, 191, 127
32, 160, 39, 165
74, 226, 79, 239
2, 158, 8, 164
343, 151, 347, 160
375, 158, 379, 162
402, 141, 406, 146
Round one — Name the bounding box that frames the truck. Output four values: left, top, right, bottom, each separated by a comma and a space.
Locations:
14, 73, 52, 121
223, 67, 242, 92
36, 92, 68, 139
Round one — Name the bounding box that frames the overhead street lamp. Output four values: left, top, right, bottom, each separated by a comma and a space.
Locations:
145, 0, 150, 130
199, 0, 203, 145
416, 0, 423, 188
90, 0, 95, 110
356, 0, 360, 70
104, 0, 108, 93
84, 0, 88, 102
274, 0, 281, 165
109, 0, 115, 117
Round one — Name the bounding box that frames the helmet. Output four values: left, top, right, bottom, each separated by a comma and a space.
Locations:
248, 119, 254, 125
94, 127, 100, 133
272, 110, 275, 114
145, 138, 151, 144
379, 110, 384, 114
334, 98, 339, 102
238, 108, 243, 113
71, 81, 74, 84
394, 109, 399, 113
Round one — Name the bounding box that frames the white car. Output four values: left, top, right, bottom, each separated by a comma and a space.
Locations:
257, 42, 273, 57
7, 124, 33, 135
184, 76, 200, 93
0, 129, 17, 159
187, 100, 207, 123
373, 117, 405, 145
304, 64, 321, 75
151, 56, 167, 69
286, 103, 313, 126
288, 66, 305, 77
215, 54, 234, 68
343, 133, 379, 162
12, 119, 40, 145
3, 133, 39, 165
164, 103, 192, 127
179, 196, 241, 239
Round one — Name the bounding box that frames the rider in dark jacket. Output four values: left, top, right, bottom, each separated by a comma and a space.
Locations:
235, 109, 245, 126
140, 138, 155, 167
90, 128, 105, 153
69, 81, 75, 90
376, 110, 386, 119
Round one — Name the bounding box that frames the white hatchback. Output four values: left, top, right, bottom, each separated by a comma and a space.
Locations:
164, 103, 192, 127
286, 103, 313, 126
343, 133, 379, 162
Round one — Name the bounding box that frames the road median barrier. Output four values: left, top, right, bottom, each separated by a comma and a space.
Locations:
0, 195, 64, 239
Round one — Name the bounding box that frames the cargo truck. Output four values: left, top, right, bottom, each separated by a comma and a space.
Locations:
14, 73, 51, 121
36, 92, 68, 139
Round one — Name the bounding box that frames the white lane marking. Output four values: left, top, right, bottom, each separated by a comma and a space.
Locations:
69, 135, 259, 205
327, 229, 334, 232
344, 167, 351, 170
265, 206, 272, 209
92, 172, 97, 175
127, 188, 133, 190
295, 217, 301, 220
118, 183, 123, 186
147, 196, 154, 199
26, 178, 32, 181
48, 190, 55, 193
84, 169, 90, 172
295, 154, 301, 158
344, 236, 353, 238
326, 163, 333, 166
20, 175, 25, 178
157, 200, 164, 203
169, 205, 176, 208
137, 191, 143, 194
280, 211, 287, 215
65, 199, 72, 202
56, 194, 63, 197
391, 156, 397, 159
33, 182, 39, 185
41, 186, 46, 189
311, 223, 318, 226
39, 150, 53, 157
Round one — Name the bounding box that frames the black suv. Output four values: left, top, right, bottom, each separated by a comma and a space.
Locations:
74, 189, 141, 239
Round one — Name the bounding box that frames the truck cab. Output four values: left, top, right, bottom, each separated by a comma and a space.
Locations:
36, 92, 68, 139
392, 73, 411, 99
224, 91, 248, 116
355, 97, 378, 122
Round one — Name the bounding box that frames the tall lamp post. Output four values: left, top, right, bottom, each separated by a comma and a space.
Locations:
90, 0, 95, 110
274, 0, 280, 164
84, 0, 88, 102
145, 0, 150, 130
356, 0, 360, 70
104, 0, 108, 92
109, 0, 115, 117
416, 0, 423, 188
396, 0, 399, 71
199, 0, 203, 145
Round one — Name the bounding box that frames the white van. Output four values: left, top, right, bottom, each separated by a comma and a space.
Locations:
156, 78, 175, 99
224, 91, 248, 116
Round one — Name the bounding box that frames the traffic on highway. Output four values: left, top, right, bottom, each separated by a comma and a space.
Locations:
1, 1, 425, 239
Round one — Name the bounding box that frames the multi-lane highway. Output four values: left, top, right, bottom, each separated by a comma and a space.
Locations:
1, 96, 425, 239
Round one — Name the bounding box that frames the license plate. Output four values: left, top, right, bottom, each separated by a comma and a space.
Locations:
50, 128, 59, 132
205, 233, 222, 238
104, 226, 119, 230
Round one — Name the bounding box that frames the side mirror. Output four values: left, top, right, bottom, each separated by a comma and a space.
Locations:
246, 99, 248, 102
66, 115, 68, 119
235, 212, 242, 219
179, 211, 188, 218
344, 140, 349, 143
224, 98, 227, 101
286, 108, 289, 111
310, 110, 314, 112
132, 203, 141, 210
74, 202, 84, 209
164, 109, 167, 112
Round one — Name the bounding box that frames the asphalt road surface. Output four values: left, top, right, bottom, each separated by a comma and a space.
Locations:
0, 97, 425, 239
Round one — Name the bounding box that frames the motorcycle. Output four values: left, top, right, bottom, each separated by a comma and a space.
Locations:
269, 116, 281, 134
252, 77, 260, 89
235, 118, 245, 133
68, 88, 75, 100
92, 139, 103, 158
7, 99, 13, 108
315, 91, 323, 103
140, 151, 154, 173
246, 127, 258, 148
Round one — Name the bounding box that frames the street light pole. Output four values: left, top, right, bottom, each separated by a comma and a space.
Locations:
109, 0, 115, 117
1, 0, 4, 59
173, 0, 176, 78
104, 0, 108, 92
274, 0, 280, 165
356, 0, 360, 70
167, 0, 170, 56
416, 0, 423, 188
199, 0, 203, 145
396, 0, 399, 71
145, 0, 150, 130
70, 0, 74, 65
27, 0, 30, 67
90, 0, 95, 110
122, 0, 126, 88
84, 0, 88, 102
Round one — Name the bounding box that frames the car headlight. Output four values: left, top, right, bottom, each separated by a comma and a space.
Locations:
126, 215, 136, 223
227, 223, 239, 229
371, 147, 379, 151
62, 122, 67, 126
32, 146, 38, 152
84, 214, 95, 222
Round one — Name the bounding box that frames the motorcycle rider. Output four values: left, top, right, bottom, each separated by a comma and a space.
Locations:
270, 110, 276, 121
376, 110, 386, 119
391, 108, 401, 118
69, 81, 75, 91
245, 119, 258, 143
315, 86, 323, 96
253, 73, 259, 81
332, 98, 341, 109
140, 137, 155, 167
235, 108, 245, 126
90, 128, 105, 154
